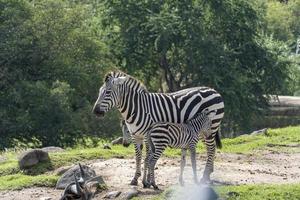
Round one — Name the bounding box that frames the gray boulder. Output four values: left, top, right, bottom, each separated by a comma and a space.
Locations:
56, 164, 96, 189
123, 188, 139, 200
104, 191, 121, 199
112, 137, 123, 145
54, 166, 72, 176
18, 149, 50, 169
41, 146, 65, 153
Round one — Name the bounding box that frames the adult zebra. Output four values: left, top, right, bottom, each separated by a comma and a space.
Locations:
92, 71, 224, 185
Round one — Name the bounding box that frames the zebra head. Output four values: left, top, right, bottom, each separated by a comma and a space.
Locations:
92, 72, 128, 117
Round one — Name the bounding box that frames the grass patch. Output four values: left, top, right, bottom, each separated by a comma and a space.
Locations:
0, 174, 58, 190
219, 126, 300, 154
217, 184, 300, 200
144, 184, 300, 200
0, 145, 135, 176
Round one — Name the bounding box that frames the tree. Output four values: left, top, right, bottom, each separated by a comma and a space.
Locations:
102, 0, 292, 132
0, 0, 119, 148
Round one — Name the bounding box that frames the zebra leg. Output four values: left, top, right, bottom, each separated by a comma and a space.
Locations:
148, 145, 166, 190
179, 148, 187, 186
200, 134, 216, 184
148, 155, 159, 190
142, 139, 150, 188
130, 138, 143, 186
190, 146, 199, 184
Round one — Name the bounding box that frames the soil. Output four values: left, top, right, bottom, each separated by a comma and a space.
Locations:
1, 151, 299, 200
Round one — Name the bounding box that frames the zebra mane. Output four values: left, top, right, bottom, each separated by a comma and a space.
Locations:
104, 70, 148, 92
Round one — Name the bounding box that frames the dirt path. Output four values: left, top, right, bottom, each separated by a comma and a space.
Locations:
1, 151, 300, 200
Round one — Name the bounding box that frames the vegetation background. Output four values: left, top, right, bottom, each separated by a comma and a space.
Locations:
1, 0, 300, 150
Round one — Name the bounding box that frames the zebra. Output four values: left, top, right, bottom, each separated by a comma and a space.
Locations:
145, 109, 216, 189
92, 71, 224, 186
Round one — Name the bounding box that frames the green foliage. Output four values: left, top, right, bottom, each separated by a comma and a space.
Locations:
0, 174, 58, 190
102, 0, 294, 132
264, 0, 300, 45
0, 0, 299, 148
0, 0, 120, 149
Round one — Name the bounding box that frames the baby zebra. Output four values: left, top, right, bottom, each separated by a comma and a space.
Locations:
145, 109, 216, 189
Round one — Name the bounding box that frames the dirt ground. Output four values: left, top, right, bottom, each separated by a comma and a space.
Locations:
1, 151, 299, 200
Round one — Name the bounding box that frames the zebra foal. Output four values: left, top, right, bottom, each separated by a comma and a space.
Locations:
144, 109, 216, 189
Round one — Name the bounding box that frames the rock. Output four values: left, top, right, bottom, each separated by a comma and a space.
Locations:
54, 166, 72, 176
0, 155, 7, 163
18, 149, 50, 169
104, 191, 122, 199
56, 164, 96, 189
103, 144, 112, 150
41, 146, 64, 153
250, 128, 268, 135
112, 137, 123, 145
123, 189, 139, 200
87, 175, 105, 185
39, 197, 52, 200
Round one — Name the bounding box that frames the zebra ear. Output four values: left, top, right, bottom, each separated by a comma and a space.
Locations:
112, 76, 127, 85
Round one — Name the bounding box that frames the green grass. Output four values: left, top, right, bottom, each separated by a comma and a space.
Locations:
142, 184, 300, 200
217, 184, 300, 200
0, 174, 59, 190
219, 126, 300, 154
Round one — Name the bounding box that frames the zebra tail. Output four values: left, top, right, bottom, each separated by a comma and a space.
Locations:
215, 130, 222, 149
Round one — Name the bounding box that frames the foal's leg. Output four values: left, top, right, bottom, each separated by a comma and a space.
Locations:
130, 137, 143, 185
179, 148, 187, 186
189, 145, 199, 184
142, 138, 150, 188
148, 144, 167, 190
200, 134, 216, 184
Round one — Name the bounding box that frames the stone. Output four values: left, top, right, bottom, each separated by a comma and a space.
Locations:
0, 155, 7, 163
103, 144, 112, 150
104, 191, 122, 199
18, 149, 50, 169
39, 197, 52, 200
54, 166, 72, 176
123, 189, 139, 200
87, 175, 105, 185
112, 137, 123, 145
41, 146, 65, 153
56, 164, 96, 189
250, 128, 268, 135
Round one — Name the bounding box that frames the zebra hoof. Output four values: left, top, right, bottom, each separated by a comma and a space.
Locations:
152, 184, 159, 190
130, 179, 138, 186
200, 177, 211, 185
143, 182, 150, 188
179, 176, 184, 186
179, 180, 185, 186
